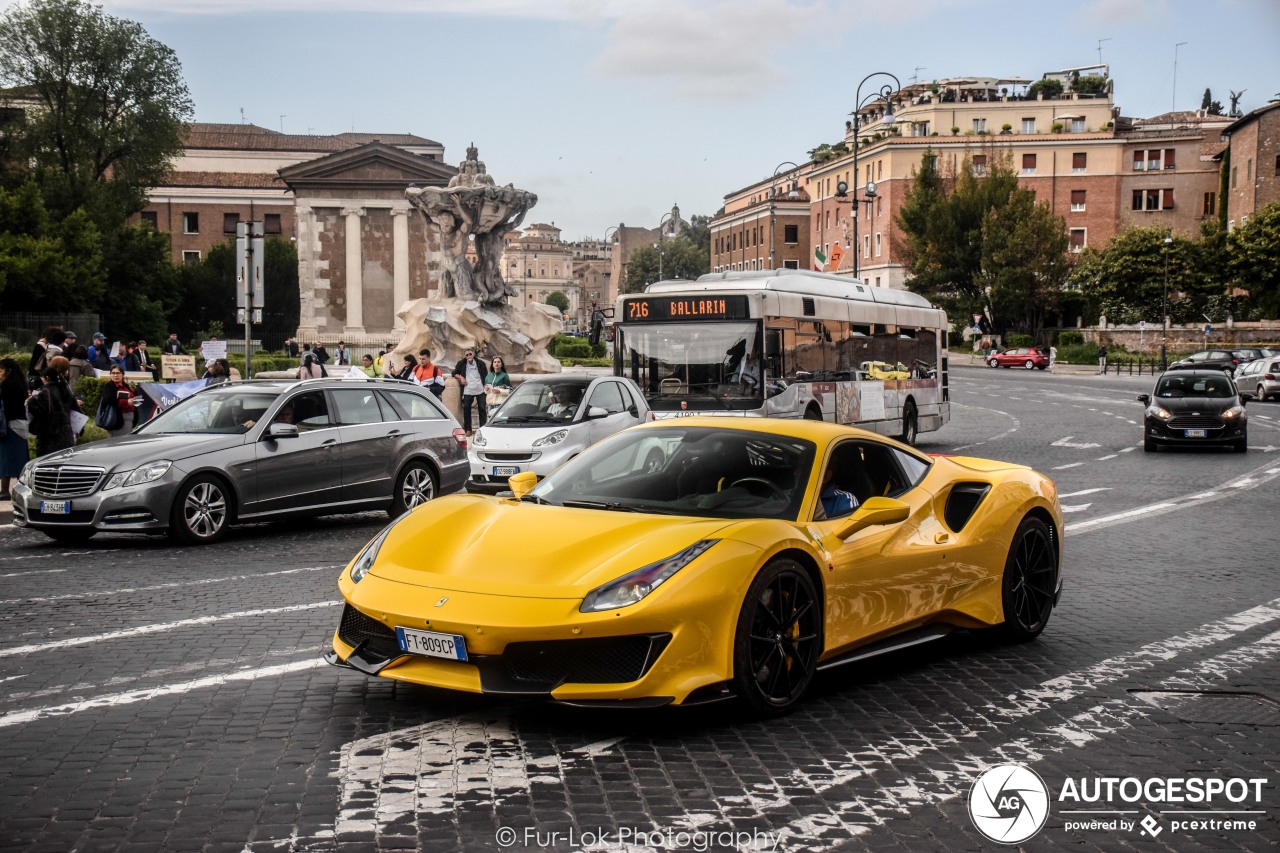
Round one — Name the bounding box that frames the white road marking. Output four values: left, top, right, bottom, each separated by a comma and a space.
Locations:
1052, 462, 1084, 470
0, 564, 342, 605
1060, 503, 1092, 513
1067, 503, 1176, 532
0, 600, 340, 659
1051, 436, 1102, 449
1058, 488, 1110, 498
0, 659, 325, 729
0, 675, 28, 684
1095, 454, 1118, 460
0, 568, 66, 578
1119, 446, 1136, 452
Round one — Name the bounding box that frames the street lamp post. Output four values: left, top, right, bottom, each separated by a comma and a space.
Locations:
657, 212, 675, 280
1161, 229, 1173, 371
768, 161, 801, 270
849, 72, 901, 283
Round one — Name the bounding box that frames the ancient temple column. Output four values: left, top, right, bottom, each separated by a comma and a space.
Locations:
391, 205, 412, 332
343, 206, 366, 334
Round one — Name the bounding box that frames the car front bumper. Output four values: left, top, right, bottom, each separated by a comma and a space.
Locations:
11, 476, 180, 534
1145, 418, 1245, 446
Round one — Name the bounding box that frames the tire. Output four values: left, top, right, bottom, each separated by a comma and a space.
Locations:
390, 461, 436, 518
43, 527, 96, 545
987, 359, 1000, 368
1257, 385, 1269, 403
169, 475, 231, 545
1024, 359, 1035, 370
996, 517, 1057, 642
899, 401, 918, 446
732, 559, 822, 716
1233, 434, 1248, 453
1144, 436, 1158, 453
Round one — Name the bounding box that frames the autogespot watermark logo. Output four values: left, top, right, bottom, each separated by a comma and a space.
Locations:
968, 764, 1051, 844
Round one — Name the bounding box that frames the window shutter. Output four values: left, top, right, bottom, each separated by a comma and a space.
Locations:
1162, 189, 1175, 209
1071, 190, 1086, 204
1022, 153, 1036, 169
1164, 148, 1176, 169
1133, 151, 1144, 170
1073, 152, 1087, 169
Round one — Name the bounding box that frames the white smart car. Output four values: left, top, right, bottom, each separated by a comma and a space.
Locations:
465, 375, 653, 493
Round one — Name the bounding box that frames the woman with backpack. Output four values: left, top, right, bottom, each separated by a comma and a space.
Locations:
27, 366, 76, 457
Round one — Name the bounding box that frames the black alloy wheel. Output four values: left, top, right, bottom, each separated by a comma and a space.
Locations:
42, 527, 96, 545
732, 559, 822, 715
1144, 435, 1158, 452
996, 516, 1057, 642
170, 475, 231, 545
899, 401, 918, 446
391, 461, 436, 517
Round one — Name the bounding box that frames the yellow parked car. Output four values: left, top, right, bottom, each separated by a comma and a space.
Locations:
326, 418, 1063, 714
860, 360, 911, 380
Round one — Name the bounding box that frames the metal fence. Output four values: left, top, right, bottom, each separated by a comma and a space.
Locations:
0, 313, 103, 352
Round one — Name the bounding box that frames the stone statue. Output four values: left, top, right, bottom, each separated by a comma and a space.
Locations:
399, 146, 560, 373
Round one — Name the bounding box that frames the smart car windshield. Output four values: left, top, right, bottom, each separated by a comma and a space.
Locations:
529, 426, 816, 520
491, 379, 591, 424
137, 387, 281, 434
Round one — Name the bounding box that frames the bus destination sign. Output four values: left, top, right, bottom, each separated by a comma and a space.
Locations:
624, 294, 750, 321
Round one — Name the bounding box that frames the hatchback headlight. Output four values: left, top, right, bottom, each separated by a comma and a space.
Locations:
103, 461, 172, 490
1222, 405, 1245, 419
349, 523, 394, 584
1147, 405, 1172, 420
580, 540, 718, 612
471, 429, 487, 447
533, 429, 570, 447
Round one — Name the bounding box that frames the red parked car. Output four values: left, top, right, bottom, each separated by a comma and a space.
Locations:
988, 347, 1049, 370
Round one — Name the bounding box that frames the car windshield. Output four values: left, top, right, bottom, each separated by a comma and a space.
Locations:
1154, 376, 1234, 398
529, 426, 816, 520
490, 379, 590, 424
615, 321, 764, 412
137, 387, 281, 434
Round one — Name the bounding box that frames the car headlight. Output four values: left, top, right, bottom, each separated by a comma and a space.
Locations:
471, 429, 487, 447
349, 523, 395, 584
533, 429, 569, 447
17, 462, 33, 487
579, 540, 718, 613
103, 461, 171, 490
1147, 405, 1172, 420
1222, 405, 1245, 419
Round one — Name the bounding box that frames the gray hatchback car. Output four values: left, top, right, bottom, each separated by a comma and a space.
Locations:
11, 378, 469, 545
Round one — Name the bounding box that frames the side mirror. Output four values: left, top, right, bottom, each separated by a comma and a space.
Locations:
1239, 393, 1251, 404
832, 496, 910, 540
508, 471, 539, 499
1136, 394, 1151, 406
267, 422, 299, 439
585, 406, 609, 420
765, 329, 782, 358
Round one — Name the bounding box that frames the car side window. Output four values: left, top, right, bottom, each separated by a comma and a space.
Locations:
890, 447, 931, 486
814, 440, 914, 521
588, 382, 626, 415
331, 389, 383, 425
384, 389, 445, 420
289, 391, 333, 431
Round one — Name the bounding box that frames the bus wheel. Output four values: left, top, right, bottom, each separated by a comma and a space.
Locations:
803, 406, 823, 421
899, 402, 918, 445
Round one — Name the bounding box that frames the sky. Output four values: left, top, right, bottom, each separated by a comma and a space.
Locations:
51, 1, 1280, 239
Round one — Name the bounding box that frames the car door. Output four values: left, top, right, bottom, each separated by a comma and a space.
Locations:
810, 439, 941, 650
582, 380, 636, 447
331, 387, 400, 504
248, 390, 343, 516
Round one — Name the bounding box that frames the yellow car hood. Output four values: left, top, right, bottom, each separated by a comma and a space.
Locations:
370, 495, 737, 599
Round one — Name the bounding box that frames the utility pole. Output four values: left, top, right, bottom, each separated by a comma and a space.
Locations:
236, 221, 265, 378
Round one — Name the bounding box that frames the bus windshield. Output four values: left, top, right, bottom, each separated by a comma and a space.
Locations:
617, 321, 764, 412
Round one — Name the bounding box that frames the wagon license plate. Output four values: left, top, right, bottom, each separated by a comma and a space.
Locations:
40, 500, 70, 514
395, 627, 468, 661
1184, 429, 1208, 438
493, 465, 519, 476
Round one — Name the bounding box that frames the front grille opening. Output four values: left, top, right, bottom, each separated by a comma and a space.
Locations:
337, 605, 402, 661
502, 634, 672, 687
32, 465, 104, 498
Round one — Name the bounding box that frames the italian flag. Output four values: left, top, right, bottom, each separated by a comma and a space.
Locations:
813, 247, 827, 271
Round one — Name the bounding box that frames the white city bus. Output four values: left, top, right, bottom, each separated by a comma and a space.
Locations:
609, 270, 950, 444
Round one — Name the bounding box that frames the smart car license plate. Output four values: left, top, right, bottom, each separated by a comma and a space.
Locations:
1184, 429, 1208, 438
493, 465, 519, 476
395, 627, 468, 661
40, 500, 70, 514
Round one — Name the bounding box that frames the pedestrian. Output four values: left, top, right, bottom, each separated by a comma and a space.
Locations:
453, 348, 487, 432
86, 332, 108, 366
412, 349, 446, 398
1097, 344, 1108, 374
484, 355, 513, 410
0, 358, 31, 499
359, 354, 377, 377
393, 355, 415, 382
284, 337, 299, 359
99, 365, 137, 438
162, 333, 187, 356
28, 326, 65, 384
334, 341, 351, 366
374, 343, 394, 377
67, 345, 92, 388
979, 337, 991, 360
1049, 344, 1057, 373
297, 343, 325, 380
27, 366, 76, 456
138, 340, 158, 380
202, 360, 227, 385
314, 343, 330, 365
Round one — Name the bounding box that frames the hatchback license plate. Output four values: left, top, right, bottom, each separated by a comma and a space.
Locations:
1184, 429, 1208, 438
40, 500, 70, 514
493, 465, 519, 476
395, 627, 468, 661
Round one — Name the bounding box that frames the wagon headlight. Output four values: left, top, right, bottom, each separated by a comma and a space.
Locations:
17, 462, 33, 486
533, 429, 569, 447
349, 523, 394, 584
1147, 405, 1172, 420
471, 429, 487, 447
1222, 405, 1245, 419
580, 540, 718, 612
104, 460, 172, 490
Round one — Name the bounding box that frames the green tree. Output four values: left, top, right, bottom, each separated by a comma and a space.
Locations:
684, 214, 712, 259
1201, 87, 1224, 116
1074, 75, 1107, 96
1028, 77, 1064, 100
979, 190, 1070, 335
0, 180, 105, 308
0, 0, 194, 224
1069, 227, 1217, 325
545, 290, 570, 315
1227, 202, 1280, 318
624, 235, 707, 293
174, 237, 299, 345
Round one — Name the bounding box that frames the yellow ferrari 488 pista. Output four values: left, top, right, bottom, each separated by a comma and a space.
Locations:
326, 418, 1063, 714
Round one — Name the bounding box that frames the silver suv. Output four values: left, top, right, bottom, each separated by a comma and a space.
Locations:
12, 378, 469, 545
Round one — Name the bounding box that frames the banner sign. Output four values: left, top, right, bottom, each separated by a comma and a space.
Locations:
138, 379, 207, 411
161, 354, 197, 380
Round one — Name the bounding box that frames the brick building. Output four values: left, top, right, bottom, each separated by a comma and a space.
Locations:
1220, 100, 1280, 226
